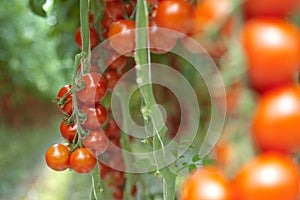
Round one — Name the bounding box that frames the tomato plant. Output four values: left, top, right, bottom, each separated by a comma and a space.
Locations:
232, 153, 300, 200
252, 85, 300, 153
76, 72, 107, 105
241, 19, 300, 93
69, 147, 97, 174
74, 27, 100, 49
45, 144, 70, 171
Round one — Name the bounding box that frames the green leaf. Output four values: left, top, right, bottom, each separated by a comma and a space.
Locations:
133, 158, 151, 169
192, 155, 201, 163
188, 164, 197, 173
29, 0, 47, 17
202, 159, 216, 166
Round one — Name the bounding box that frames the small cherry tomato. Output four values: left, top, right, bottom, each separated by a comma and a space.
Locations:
252, 85, 300, 153
57, 84, 73, 115
45, 144, 70, 171
60, 120, 77, 142
105, 51, 128, 70
70, 148, 97, 174
83, 130, 109, 156
181, 167, 232, 200
108, 20, 136, 56
232, 153, 300, 200
104, 70, 120, 90
76, 72, 107, 105
241, 19, 300, 93
155, 0, 194, 37
81, 104, 107, 130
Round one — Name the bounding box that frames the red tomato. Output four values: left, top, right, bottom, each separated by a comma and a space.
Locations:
241, 19, 300, 93
45, 144, 70, 171
105, 51, 128, 70
192, 0, 232, 34
181, 167, 232, 200
76, 72, 107, 105
105, 119, 121, 140
243, 0, 300, 18
104, 70, 120, 90
60, 120, 77, 142
57, 84, 73, 115
232, 153, 300, 200
69, 148, 97, 174
252, 85, 300, 153
155, 0, 194, 37
105, 1, 134, 20
82, 130, 109, 156
74, 27, 100, 49
108, 20, 136, 56
81, 104, 107, 130
149, 20, 177, 54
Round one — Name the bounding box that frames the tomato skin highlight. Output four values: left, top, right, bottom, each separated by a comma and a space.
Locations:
81, 104, 107, 130
76, 72, 107, 106
155, 0, 194, 37
45, 144, 70, 171
181, 167, 232, 200
57, 84, 73, 115
108, 20, 136, 56
232, 153, 300, 200
241, 19, 300, 93
252, 85, 300, 154
69, 148, 97, 174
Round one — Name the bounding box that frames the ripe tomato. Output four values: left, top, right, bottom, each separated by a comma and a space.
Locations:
241, 19, 300, 93
82, 130, 109, 156
104, 70, 120, 90
60, 120, 77, 142
108, 20, 136, 56
105, 51, 128, 70
105, 1, 134, 20
252, 85, 300, 153
232, 153, 300, 200
76, 72, 107, 105
243, 0, 300, 18
45, 144, 70, 171
181, 167, 232, 200
74, 27, 100, 49
105, 119, 121, 140
192, 0, 232, 34
69, 148, 97, 174
155, 0, 194, 37
81, 104, 107, 130
149, 20, 177, 54
57, 84, 73, 115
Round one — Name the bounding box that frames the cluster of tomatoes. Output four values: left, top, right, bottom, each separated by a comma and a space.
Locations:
181, 0, 300, 199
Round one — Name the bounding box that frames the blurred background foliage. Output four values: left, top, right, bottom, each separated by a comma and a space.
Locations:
0, 0, 79, 127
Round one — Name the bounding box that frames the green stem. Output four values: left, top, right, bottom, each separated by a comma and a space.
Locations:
135, 0, 177, 199
80, 0, 91, 73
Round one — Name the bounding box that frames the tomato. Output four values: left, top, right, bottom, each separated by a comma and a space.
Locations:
82, 130, 109, 156
76, 72, 107, 105
181, 167, 232, 200
155, 0, 194, 37
105, 119, 121, 140
241, 19, 300, 93
81, 104, 107, 130
45, 144, 70, 171
69, 148, 97, 174
60, 120, 77, 142
243, 0, 300, 18
252, 85, 300, 153
105, 1, 134, 20
149, 20, 177, 54
57, 84, 73, 115
74, 27, 100, 49
192, 0, 232, 34
104, 70, 120, 90
108, 20, 136, 56
105, 51, 128, 70
232, 153, 300, 200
